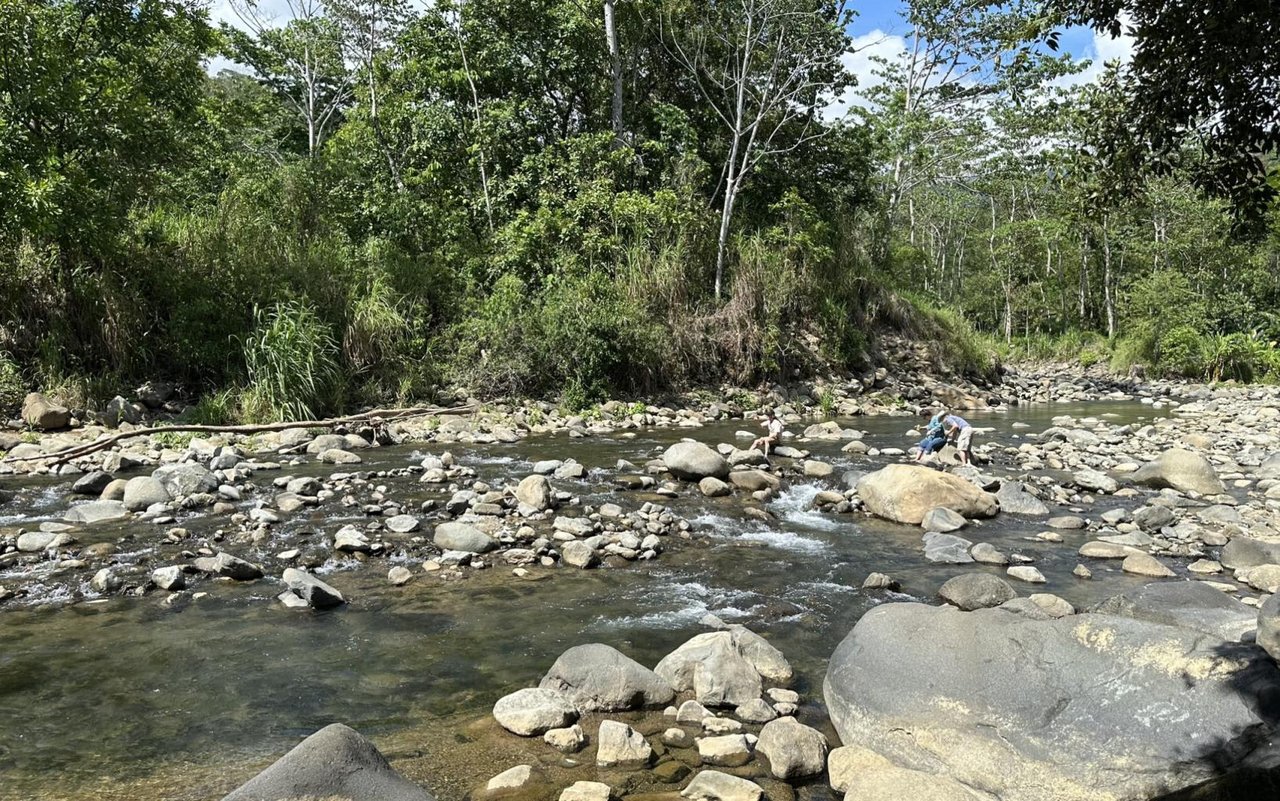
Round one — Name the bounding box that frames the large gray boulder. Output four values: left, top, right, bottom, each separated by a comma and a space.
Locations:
662, 441, 730, 481
856, 465, 998, 525
539, 643, 674, 711
221, 723, 432, 801
433, 522, 496, 554
153, 463, 218, 498
515, 474, 553, 511
655, 626, 792, 708
1091, 581, 1256, 641
994, 482, 1050, 516
21, 392, 69, 430
824, 602, 1280, 801
62, 500, 128, 524
1221, 535, 1280, 570
1131, 448, 1225, 496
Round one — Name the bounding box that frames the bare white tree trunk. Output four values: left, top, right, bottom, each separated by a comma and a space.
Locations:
604, 0, 623, 137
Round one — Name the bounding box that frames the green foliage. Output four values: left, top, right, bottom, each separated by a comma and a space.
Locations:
818, 387, 836, 419
242, 302, 341, 421
0, 353, 25, 410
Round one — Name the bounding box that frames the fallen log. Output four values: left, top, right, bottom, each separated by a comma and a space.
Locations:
2, 403, 479, 466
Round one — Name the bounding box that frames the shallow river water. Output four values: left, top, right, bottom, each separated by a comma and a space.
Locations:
0, 403, 1177, 800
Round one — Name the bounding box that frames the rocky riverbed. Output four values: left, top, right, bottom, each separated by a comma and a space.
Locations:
2, 369, 1280, 801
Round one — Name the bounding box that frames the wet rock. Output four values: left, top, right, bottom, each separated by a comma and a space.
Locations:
335, 527, 372, 553
1071, 468, 1117, 494
1242, 564, 1280, 593
1078, 541, 1136, 559
937, 573, 1016, 611
220, 723, 431, 801
995, 482, 1049, 516
153, 463, 219, 498
123, 476, 170, 511
151, 566, 185, 591
544, 724, 585, 753
803, 460, 834, 478
969, 542, 1008, 565
493, 687, 578, 736
193, 552, 264, 581
560, 781, 612, 801
861, 572, 899, 590
823, 603, 1280, 801
595, 720, 652, 768
922, 532, 974, 564
90, 567, 123, 593
72, 471, 114, 496
921, 506, 967, 532
516, 475, 553, 511
63, 500, 128, 524
281, 568, 345, 609
1028, 593, 1075, 618
16, 530, 72, 552
385, 515, 420, 534
321, 448, 362, 465
681, 771, 763, 801
1132, 505, 1176, 531
1259, 593, 1280, 662
1091, 581, 1255, 641
433, 522, 496, 554
677, 699, 711, 724
697, 734, 754, 767
735, 698, 777, 723
1046, 515, 1085, 530
1121, 552, 1175, 578
1006, 566, 1046, 584
486, 765, 536, 793
728, 470, 780, 492
856, 465, 998, 525
699, 477, 731, 497
388, 566, 413, 586
539, 643, 674, 711
21, 392, 69, 430
663, 441, 729, 481
756, 717, 827, 780
1131, 448, 1225, 496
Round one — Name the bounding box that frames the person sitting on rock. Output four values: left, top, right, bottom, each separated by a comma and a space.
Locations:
752, 408, 785, 457
945, 412, 974, 465
914, 408, 949, 463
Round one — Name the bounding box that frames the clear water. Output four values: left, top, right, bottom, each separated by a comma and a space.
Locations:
0, 403, 1177, 800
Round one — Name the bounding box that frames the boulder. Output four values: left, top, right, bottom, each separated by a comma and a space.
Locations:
856, 465, 998, 525
995, 482, 1049, 516
663, 441, 730, 481
1131, 448, 1225, 496
728, 470, 780, 492
699, 476, 731, 497
680, 771, 763, 801
516, 475, 553, 511
655, 626, 792, 708
1259, 593, 1280, 663
220, 723, 432, 801
71, 470, 114, 496
385, 515, 420, 534
434, 522, 496, 554
697, 734, 754, 767
123, 476, 170, 511
755, 716, 827, 780
824, 603, 1280, 801
1091, 581, 1256, 641
1221, 536, 1280, 570
1070, 468, 1118, 494
539, 643, 674, 711
921, 506, 967, 532
828, 745, 980, 800
922, 532, 974, 564
17, 530, 72, 552
560, 541, 597, 569
595, 720, 653, 768
21, 392, 69, 430
151, 566, 185, 591
281, 568, 346, 609
937, 573, 1015, 611
486, 765, 537, 794
1121, 552, 1175, 578
152, 463, 219, 498
492, 687, 578, 736
560, 782, 611, 801
193, 552, 264, 581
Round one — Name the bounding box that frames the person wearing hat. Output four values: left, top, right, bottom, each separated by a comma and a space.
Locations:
752, 408, 785, 457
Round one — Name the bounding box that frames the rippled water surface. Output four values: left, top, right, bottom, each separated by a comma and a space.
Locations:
0, 403, 1177, 800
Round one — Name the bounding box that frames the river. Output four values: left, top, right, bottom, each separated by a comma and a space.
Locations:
0, 402, 1176, 800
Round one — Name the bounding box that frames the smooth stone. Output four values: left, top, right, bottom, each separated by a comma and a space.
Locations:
938, 573, 1016, 611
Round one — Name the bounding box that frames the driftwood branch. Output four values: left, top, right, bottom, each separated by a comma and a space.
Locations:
4, 404, 479, 466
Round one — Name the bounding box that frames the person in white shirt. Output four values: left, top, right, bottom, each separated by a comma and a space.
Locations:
752, 408, 784, 457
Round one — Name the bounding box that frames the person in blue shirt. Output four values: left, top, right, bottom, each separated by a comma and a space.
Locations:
913, 407, 949, 463
944, 413, 974, 465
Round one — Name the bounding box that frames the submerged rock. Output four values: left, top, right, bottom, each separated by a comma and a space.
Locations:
824, 602, 1280, 801
221, 723, 432, 801
680, 770, 763, 801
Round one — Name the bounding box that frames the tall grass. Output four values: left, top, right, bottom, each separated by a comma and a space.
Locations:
242, 302, 341, 421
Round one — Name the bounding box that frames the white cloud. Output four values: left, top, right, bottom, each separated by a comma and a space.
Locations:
1053, 23, 1136, 89
825, 29, 908, 119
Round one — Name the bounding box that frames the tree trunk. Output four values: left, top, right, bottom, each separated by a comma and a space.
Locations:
715, 176, 739, 301
604, 0, 623, 138
1102, 219, 1116, 338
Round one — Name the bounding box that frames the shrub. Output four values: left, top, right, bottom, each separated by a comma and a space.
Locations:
241, 302, 341, 421
1155, 326, 1208, 378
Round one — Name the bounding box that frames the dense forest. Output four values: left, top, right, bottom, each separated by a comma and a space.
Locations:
0, 0, 1277, 422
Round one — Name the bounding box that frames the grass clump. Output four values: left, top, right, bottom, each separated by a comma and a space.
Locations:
241, 302, 341, 422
